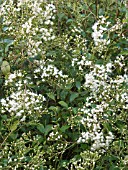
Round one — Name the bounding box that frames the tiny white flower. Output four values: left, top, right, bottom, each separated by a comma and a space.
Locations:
21, 116, 26, 122
16, 112, 22, 117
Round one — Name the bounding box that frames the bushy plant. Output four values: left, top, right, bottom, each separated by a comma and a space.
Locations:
0, 0, 128, 169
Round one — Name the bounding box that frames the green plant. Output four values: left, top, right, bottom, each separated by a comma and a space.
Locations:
0, 0, 128, 169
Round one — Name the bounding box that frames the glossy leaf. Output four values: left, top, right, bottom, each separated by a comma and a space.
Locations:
58, 101, 68, 108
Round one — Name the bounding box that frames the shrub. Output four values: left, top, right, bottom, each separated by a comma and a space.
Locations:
0, 0, 128, 169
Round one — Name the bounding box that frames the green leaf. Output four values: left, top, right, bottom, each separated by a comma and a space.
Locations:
120, 50, 128, 55
103, 122, 112, 131
72, 107, 78, 114
58, 13, 67, 20
49, 106, 60, 113
47, 93, 56, 101
0, 78, 3, 85
49, 106, 57, 112
70, 92, 79, 102
1, 114, 7, 120
60, 90, 68, 100
44, 124, 53, 136
10, 120, 19, 132
60, 125, 70, 132
58, 101, 68, 108
37, 124, 45, 133
1, 61, 10, 75
10, 132, 18, 140
0, 57, 3, 64
37, 124, 53, 136
76, 81, 81, 90
109, 166, 120, 170
65, 83, 72, 90
66, 19, 73, 23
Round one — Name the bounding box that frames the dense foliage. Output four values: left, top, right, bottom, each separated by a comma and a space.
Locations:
0, 0, 128, 169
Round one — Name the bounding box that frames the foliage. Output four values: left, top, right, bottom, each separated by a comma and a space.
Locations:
0, 0, 128, 169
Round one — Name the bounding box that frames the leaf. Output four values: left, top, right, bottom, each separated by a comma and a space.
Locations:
2, 26, 8, 31
58, 13, 67, 20
60, 90, 68, 100
1, 61, 10, 75
76, 81, 81, 90
66, 19, 73, 23
60, 125, 70, 132
109, 166, 120, 170
44, 124, 53, 136
2, 39, 13, 44
58, 101, 68, 108
0, 78, 3, 85
37, 124, 45, 133
49, 106, 60, 113
10, 132, 18, 140
0, 57, 3, 64
65, 83, 72, 90
103, 122, 112, 131
72, 107, 78, 114
47, 93, 56, 101
70, 92, 79, 102
120, 50, 128, 56
1, 114, 7, 120
10, 120, 19, 132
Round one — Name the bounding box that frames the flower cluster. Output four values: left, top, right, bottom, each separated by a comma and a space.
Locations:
33, 59, 69, 83
0, 0, 56, 59
92, 16, 110, 49
1, 70, 46, 121
77, 106, 114, 152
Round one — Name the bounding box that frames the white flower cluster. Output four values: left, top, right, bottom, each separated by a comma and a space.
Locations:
84, 63, 112, 91
77, 106, 114, 152
76, 56, 127, 152
114, 55, 126, 69
56, 143, 67, 151
109, 19, 123, 32
0, 0, 56, 58
33, 59, 69, 82
4, 70, 24, 85
92, 16, 110, 49
69, 151, 100, 170
72, 56, 92, 71
0, 70, 46, 121
47, 131, 62, 141
1, 89, 46, 119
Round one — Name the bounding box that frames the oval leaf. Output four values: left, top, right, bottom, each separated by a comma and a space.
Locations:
58, 101, 68, 108
37, 124, 45, 133
70, 92, 79, 102
1, 61, 10, 75
76, 81, 81, 90
10, 120, 19, 132
44, 125, 53, 136
47, 93, 56, 101
60, 125, 70, 132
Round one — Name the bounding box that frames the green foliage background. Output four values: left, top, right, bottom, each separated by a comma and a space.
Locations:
0, 0, 128, 169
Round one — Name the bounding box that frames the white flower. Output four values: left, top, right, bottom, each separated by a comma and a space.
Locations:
1, 98, 6, 105
20, 116, 26, 122
77, 137, 82, 144
92, 22, 98, 31
16, 112, 22, 117
45, 20, 51, 25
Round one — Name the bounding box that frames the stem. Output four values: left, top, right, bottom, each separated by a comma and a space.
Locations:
95, 0, 98, 18
0, 131, 12, 148
116, 0, 119, 19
